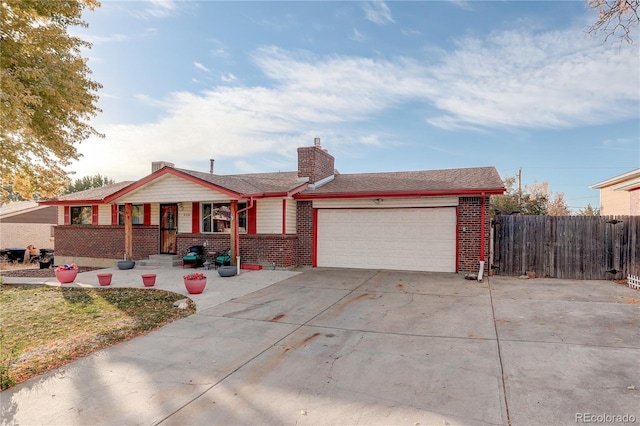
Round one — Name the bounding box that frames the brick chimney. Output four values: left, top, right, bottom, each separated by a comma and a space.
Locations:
297, 138, 335, 184
152, 161, 175, 173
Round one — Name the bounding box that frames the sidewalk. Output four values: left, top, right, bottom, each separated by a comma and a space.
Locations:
1, 265, 301, 311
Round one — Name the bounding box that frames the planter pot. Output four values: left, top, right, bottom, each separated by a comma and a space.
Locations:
217, 265, 237, 277
39, 260, 52, 269
55, 269, 78, 284
141, 274, 156, 287
97, 273, 112, 286
117, 260, 135, 270
184, 278, 207, 294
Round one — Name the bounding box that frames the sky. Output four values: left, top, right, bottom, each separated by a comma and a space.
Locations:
70, 0, 640, 212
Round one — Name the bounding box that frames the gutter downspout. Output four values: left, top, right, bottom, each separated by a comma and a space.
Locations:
478, 192, 486, 281
234, 197, 255, 271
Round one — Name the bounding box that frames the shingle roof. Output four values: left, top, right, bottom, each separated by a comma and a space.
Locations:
39, 165, 504, 204
42, 181, 135, 203
0, 201, 42, 217
176, 169, 303, 195
300, 167, 504, 196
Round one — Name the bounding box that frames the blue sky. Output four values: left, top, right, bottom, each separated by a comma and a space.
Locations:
71, 0, 639, 212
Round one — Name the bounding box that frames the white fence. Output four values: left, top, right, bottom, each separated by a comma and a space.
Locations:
628, 275, 640, 290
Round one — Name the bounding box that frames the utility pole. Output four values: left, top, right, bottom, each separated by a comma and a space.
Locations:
517, 167, 522, 207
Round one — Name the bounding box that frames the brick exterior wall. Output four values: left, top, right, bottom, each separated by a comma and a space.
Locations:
296, 201, 314, 266
297, 146, 335, 184
457, 196, 490, 273
54, 225, 158, 260
177, 234, 232, 257
177, 234, 298, 268
239, 234, 298, 268
54, 196, 491, 273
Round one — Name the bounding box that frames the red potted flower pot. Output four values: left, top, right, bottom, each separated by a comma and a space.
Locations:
55, 268, 78, 284
184, 278, 207, 294
97, 273, 112, 286
141, 274, 156, 287
183, 272, 207, 294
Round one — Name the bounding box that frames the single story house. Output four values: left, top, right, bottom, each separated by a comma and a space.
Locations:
590, 168, 640, 215
40, 142, 505, 273
0, 201, 57, 250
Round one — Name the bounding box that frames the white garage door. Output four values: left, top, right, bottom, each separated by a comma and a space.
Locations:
317, 208, 456, 272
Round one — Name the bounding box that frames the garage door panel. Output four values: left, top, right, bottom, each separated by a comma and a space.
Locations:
317, 208, 456, 272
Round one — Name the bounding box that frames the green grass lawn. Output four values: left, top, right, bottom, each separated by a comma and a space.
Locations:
0, 285, 196, 390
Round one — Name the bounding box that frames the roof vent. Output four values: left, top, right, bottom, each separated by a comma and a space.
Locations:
209, 159, 215, 174
314, 137, 321, 147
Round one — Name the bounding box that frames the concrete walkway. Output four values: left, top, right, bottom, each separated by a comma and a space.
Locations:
1, 268, 639, 425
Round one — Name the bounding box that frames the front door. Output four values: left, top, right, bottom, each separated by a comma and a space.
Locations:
160, 204, 178, 254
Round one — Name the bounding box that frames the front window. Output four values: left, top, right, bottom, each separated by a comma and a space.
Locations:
118, 205, 144, 225
201, 202, 246, 233
71, 206, 92, 225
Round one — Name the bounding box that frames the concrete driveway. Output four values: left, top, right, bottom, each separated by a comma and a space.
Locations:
2, 268, 639, 425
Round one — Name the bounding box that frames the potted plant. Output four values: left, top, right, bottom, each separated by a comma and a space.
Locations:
183, 272, 207, 294
55, 264, 78, 284
141, 273, 156, 287
217, 265, 237, 277
97, 273, 113, 286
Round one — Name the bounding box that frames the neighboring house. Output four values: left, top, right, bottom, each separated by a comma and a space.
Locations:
0, 201, 57, 250
591, 169, 640, 215
40, 142, 505, 273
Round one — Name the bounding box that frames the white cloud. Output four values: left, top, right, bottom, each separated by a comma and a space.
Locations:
82, 33, 128, 44
425, 28, 639, 130
350, 27, 366, 42
362, 1, 395, 25
72, 25, 639, 181
144, 0, 177, 18
194, 62, 210, 72
221, 73, 237, 83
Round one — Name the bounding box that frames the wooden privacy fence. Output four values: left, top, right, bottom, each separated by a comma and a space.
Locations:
493, 215, 639, 280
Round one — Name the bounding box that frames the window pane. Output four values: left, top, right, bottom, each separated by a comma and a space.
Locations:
118, 205, 144, 225
200, 202, 247, 233
202, 203, 212, 233
71, 206, 92, 225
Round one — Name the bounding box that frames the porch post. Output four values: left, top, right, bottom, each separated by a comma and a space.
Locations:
230, 200, 238, 265
125, 203, 133, 260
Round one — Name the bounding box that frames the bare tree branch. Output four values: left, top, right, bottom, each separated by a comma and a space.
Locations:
587, 0, 640, 44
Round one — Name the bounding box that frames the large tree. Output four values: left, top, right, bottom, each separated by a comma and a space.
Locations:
0, 0, 103, 203
65, 174, 114, 194
587, 0, 640, 43
491, 175, 571, 216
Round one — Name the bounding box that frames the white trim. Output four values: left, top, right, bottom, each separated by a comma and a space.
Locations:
312, 197, 459, 209
307, 174, 335, 190
590, 168, 640, 189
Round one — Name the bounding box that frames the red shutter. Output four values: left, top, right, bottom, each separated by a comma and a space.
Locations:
92, 205, 99, 225
143, 203, 151, 225
64, 206, 70, 225
111, 205, 118, 225
192, 202, 200, 233
282, 199, 287, 234
247, 203, 257, 234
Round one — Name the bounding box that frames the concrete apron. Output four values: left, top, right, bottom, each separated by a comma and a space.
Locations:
1, 269, 639, 426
